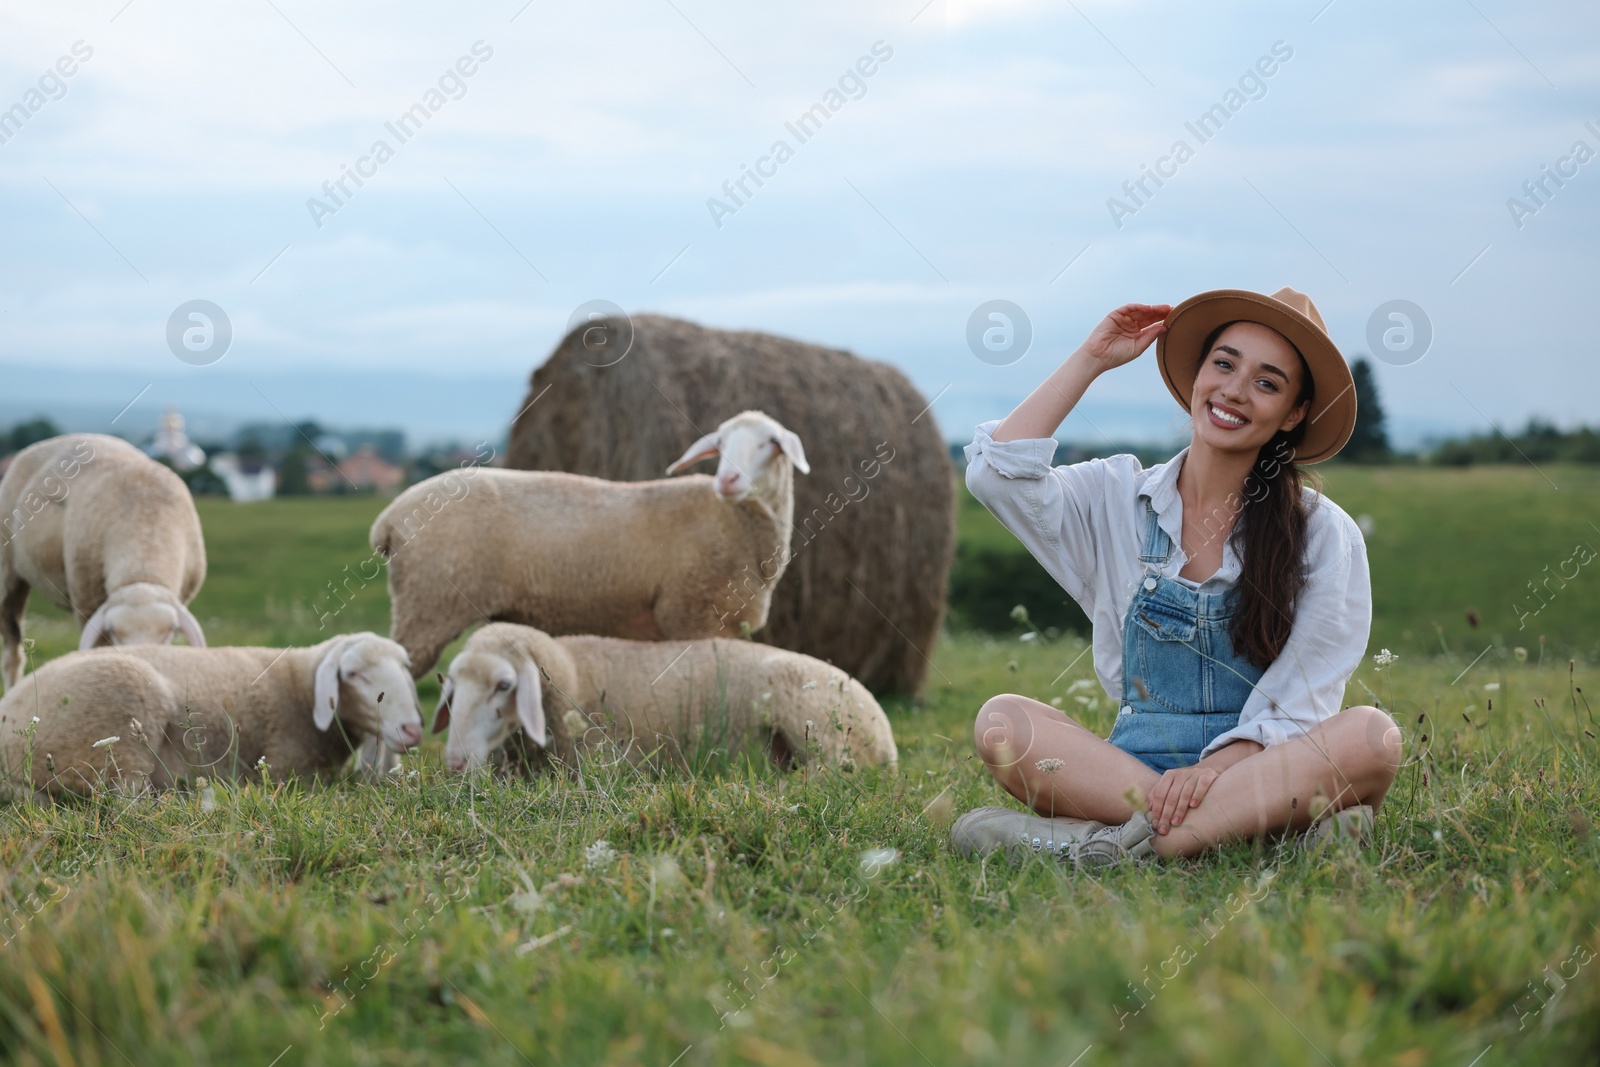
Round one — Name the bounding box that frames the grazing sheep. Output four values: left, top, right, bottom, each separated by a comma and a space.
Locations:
433, 622, 898, 775
0, 633, 423, 800
370, 409, 808, 678
505, 314, 954, 697
0, 433, 207, 692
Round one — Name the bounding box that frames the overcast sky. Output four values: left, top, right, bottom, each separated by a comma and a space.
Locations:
1, 0, 1595, 447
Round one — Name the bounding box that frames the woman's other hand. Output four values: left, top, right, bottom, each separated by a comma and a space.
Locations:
1078, 303, 1172, 372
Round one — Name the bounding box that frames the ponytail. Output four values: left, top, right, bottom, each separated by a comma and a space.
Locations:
1198, 322, 1318, 668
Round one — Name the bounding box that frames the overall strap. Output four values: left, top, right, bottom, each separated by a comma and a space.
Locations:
1138, 498, 1172, 567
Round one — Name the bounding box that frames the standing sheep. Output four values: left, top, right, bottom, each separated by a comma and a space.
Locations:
505, 314, 955, 697
0, 433, 207, 691
370, 409, 808, 678
432, 622, 898, 774
0, 633, 423, 800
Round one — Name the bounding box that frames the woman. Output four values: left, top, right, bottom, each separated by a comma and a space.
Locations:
952, 287, 1403, 869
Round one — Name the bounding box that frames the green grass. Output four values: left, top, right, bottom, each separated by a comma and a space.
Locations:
3, 473, 1599, 1065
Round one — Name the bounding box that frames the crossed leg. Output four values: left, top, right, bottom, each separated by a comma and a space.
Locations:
973, 694, 1404, 859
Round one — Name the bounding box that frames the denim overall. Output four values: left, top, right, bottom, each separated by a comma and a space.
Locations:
1106, 500, 1266, 772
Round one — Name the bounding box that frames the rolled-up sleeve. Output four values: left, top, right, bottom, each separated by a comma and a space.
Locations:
963, 420, 1118, 612
1202, 507, 1372, 755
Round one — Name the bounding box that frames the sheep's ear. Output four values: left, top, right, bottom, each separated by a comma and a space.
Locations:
666, 431, 720, 475
313, 641, 345, 731
79, 603, 112, 650
515, 659, 548, 748
773, 427, 810, 475
174, 601, 206, 648
433, 678, 455, 734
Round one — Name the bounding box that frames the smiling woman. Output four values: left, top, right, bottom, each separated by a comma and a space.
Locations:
951, 287, 1402, 870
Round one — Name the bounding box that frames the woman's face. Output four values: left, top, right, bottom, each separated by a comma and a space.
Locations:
1188, 321, 1310, 457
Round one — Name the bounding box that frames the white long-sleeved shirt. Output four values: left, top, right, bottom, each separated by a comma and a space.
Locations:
964, 420, 1372, 756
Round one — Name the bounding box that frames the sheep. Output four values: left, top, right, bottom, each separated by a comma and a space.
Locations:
431, 622, 899, 775
0, 633, 423, 800
0, 433, 207, 692
370, 409, 808, 678
506, 313, 955, 697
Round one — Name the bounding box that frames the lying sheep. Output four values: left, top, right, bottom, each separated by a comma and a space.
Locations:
0, 433, 207, 692
432, 622, 899, 774
0, 633, 423, 800
370, 410, 808, 677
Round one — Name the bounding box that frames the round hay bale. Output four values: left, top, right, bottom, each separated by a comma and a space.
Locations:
505, 314, 954, 697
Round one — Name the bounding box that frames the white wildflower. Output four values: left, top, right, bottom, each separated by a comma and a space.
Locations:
1066, 679, 1096, 693
1513, 647, 1528, 664
1020, 631, 1038, 642
1049, 696, 1064, 707
649, 855, 684, 890
1373, 649, 1398, 669
1034, 758, 1064, 774
1356, 514, 1375, 538
92, 736, 120, 748
510, 886, 546, 914
859, 847, 899, 877
585, 839, 617, 872
255, 755, 268, 769
29, 716, 39, 725
1483, 682, 1500, 692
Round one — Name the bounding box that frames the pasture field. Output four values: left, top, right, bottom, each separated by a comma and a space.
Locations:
1, 468, 1598, 1065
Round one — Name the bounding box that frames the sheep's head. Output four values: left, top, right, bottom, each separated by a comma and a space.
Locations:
666, 410, 809, 502
434, 646, 546, 773
313, 634, 424, 753
79, 583, 206, 651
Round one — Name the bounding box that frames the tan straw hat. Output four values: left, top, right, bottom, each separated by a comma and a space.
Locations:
1155, 286, 1356, 464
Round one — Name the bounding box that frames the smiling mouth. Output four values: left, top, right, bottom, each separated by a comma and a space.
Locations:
1207, 402, 1248, 428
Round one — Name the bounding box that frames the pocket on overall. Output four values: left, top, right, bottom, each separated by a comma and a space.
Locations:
1107, 710, 1240, 769
1130, 601, 1202, 714
1107, 710, 1209, 765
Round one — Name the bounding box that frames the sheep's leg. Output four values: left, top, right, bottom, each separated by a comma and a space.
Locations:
768, 700, 855, 769
651, 590, 723, 640
616, 608, 666, 641
0, 578, 30, 691
353, 735, 400, 779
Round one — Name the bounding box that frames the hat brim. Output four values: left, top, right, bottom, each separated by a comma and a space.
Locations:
1155, 289, 1355, 464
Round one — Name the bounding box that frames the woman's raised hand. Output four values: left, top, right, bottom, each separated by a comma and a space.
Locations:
1077, 303, 1172, 371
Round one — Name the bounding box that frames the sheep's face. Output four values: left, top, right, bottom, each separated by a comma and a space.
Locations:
321, 636, 424, 752
81, 583, 206, 650
667, 410, 809, 501
712, 413, 808, 501
437, 651, 522, 773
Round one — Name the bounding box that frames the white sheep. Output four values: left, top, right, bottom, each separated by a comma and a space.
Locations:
0, 633, 423, 800
432, 622, 899, 775
370, 410, 808, 677
0, 433, 207, 691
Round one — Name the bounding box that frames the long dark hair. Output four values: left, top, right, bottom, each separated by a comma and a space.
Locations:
1198, 321, 1318, 668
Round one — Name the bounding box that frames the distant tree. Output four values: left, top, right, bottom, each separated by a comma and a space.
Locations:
5, 417, 60, 453
1340, 358, 1390, 463
278, 448, 311, 495
181, 464, 229, 496
236, 436, 267, 466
